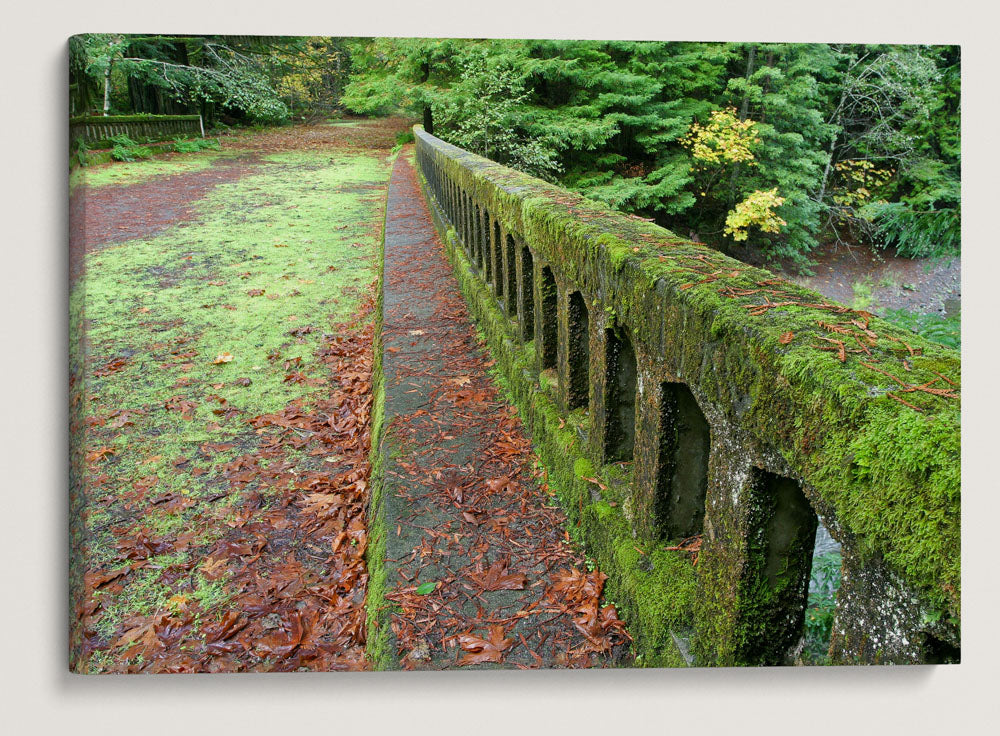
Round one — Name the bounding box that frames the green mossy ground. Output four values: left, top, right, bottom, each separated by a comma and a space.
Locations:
71, 143, 392, 661
70, 149, 231, 191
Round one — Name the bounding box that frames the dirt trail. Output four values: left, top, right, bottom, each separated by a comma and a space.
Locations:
378, 153, 631, 669
774, 241, 961, 316
69, 157, 256, 286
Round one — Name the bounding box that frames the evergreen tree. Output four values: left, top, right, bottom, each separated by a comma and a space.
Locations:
342, 39, 961, 263
864, 45, 961, 257
70, 34, 295, 123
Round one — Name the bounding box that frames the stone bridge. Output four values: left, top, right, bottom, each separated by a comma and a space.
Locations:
399, 127, 960, 666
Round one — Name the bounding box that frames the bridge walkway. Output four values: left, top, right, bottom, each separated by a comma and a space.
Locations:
376, 151, 632, 669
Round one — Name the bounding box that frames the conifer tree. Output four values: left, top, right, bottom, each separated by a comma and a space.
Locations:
343, 39, 960, 263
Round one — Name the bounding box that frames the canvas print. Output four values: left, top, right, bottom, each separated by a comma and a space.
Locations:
68, 36, 960, 673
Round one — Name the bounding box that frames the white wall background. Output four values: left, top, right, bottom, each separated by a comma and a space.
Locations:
1, 2, 995, 733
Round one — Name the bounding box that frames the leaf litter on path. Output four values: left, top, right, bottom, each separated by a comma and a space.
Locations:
381, 154, 632, 670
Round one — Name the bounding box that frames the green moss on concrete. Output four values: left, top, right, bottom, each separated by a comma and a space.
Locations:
364, 168, 396, 670
414, 124, 960, 663
834, 402, 961, 612
583, 501, 698, 666
573, 457, 595, 479
72, 114, 202, 124
365, 377, 392, 669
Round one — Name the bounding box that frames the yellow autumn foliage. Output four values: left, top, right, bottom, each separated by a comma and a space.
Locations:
832, 159, 894, 208
724, 188, 787, 241
682, 107, 760, 165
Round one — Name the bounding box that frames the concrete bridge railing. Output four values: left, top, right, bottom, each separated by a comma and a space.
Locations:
70, 114, 204, 148
413, 126, 960, 666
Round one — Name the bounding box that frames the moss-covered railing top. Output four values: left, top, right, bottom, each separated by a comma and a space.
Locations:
413, 125, 959, 663
69, 114, 203, 124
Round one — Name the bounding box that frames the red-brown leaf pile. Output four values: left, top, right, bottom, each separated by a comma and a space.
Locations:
72, 300, 378, 673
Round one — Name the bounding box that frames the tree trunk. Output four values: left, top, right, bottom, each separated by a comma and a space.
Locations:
817, 86, 849, 207
103, 46, 113, 116
728, 45, 757, 207
816, 132, 839, 208
334, 49, 343, 108
738, 46, 756, 121
420, 61, 434, 134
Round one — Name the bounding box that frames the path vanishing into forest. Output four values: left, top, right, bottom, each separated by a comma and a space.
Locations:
70, 120, 629, 673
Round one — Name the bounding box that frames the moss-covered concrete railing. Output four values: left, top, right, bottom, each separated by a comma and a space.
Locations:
413, 127, 960, 666
70, 114, 204, 148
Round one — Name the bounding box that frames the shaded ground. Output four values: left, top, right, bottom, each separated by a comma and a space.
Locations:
774, 240, 961, 316
379, 153, 631, 670
69, 119, 408, 673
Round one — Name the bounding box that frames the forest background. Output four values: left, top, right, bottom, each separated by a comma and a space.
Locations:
70, 35, 960, 270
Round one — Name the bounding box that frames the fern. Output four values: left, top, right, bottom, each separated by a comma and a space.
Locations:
109, 133, 138, 147
866, 201, 960, 259
111, 143, 152, 162
882, 308, 961, 349
172, 138, 221, 153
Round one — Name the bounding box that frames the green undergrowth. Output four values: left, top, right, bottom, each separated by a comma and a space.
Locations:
72, 147, 391, 646
802, 550, 842, 664
882, 307, 961, 349
110, 134, 154, 163
98, 135, 219, 163
171, 138, 222, 154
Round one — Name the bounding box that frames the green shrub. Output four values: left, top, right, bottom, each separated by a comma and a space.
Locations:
73, 137, 88, 167
171, 138, 221, 153
172, 138, 200, 153
109, 133, 138, 147
111, 143, 153, 162
801, 551, 842, 664
864, 201, 961, 259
